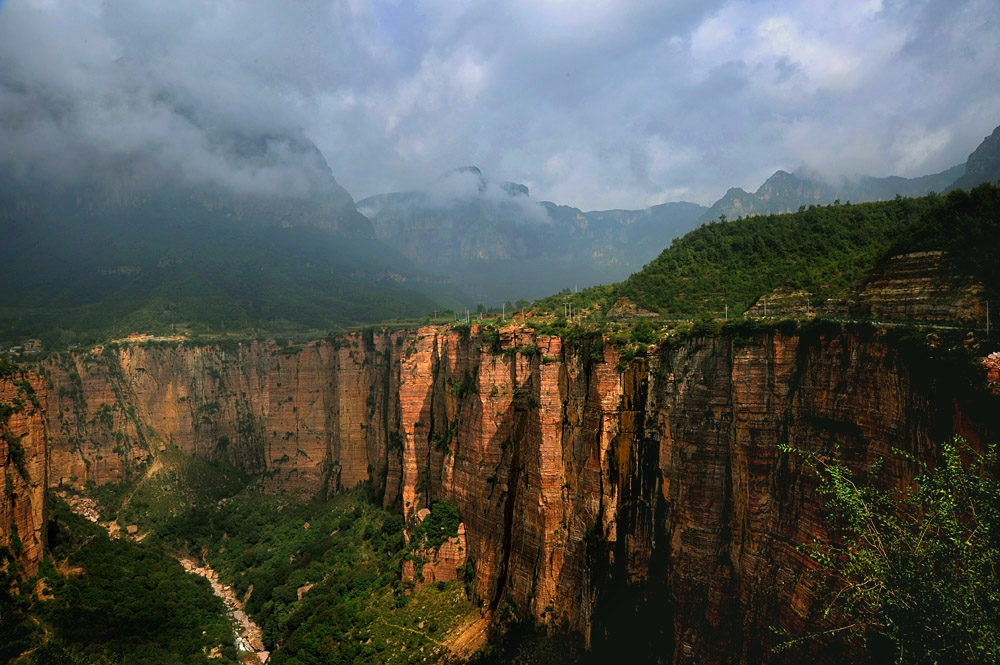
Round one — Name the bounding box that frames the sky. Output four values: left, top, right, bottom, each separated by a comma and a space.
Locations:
0, 0, 998, 210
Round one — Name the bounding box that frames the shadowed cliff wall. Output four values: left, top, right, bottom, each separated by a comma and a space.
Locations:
1, 368, 48, 577
21, 324, 1000, 663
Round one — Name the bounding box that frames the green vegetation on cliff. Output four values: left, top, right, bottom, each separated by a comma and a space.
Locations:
787, 439, 1000, 664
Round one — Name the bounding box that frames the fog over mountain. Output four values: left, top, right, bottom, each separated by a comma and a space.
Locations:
1, 0, 998, 211
358, 167, 707, 302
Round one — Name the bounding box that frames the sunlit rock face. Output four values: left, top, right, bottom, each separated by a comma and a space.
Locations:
821, 250, 987, 324
34, 324, 998, 663
42, 337, 398, 495
0, 369, 48, 577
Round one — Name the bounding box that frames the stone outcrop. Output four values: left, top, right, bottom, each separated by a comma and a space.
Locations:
1, 368, 47, 576
401, 508, 468, 591
746, 287, 814, 318
986, 352, 1000, 396
822, 250, 986, 324
14, 323, 1000, 663
607, 297, 658, 319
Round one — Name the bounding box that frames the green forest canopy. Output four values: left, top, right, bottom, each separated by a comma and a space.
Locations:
534, 182, 1000, 318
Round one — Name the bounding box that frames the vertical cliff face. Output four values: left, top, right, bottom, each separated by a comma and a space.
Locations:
42, 336, 402, 495
29, 324, 999, 663
1, 368, 47, 577
382, 325, 998, 664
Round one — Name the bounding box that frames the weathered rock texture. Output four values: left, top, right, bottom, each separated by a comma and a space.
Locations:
746, 287, 813, 318
42, 336, 400, 495
18, 324, 1000, 663
607, 297, 658, 319
1, 369, 47, 576
822, 250, 986, 324
986, 352, 1000, 396
401, 508, 468, 591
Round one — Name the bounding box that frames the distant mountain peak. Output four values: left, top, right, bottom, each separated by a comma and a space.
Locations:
441, 166, 487, 192
449, 165, 483, 177
755, 170, 817, 195
501, 182, 529, 197
695, 129, 997, 226
359, 177, 706, 303
945, 123, 1000, 192
964, 125, 1000, 181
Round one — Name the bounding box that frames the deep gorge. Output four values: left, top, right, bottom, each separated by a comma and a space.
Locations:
3, 323, 998, 664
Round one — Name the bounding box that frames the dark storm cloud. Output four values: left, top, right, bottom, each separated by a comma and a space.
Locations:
0, 0, 998, 209
0, 0, 388, 195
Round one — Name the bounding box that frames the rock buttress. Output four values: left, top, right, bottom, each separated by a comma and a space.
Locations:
1, 368, 47, 576
388, 325, 998, 664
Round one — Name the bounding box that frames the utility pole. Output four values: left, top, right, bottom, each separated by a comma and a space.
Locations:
502, 303, 505, 320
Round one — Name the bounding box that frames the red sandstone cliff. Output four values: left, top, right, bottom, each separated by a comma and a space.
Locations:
23, 324, 1000, 663
401, 507, 469, 591
1, 368, 48, 577
42, 336, 400, 494
382, 325, 998, 663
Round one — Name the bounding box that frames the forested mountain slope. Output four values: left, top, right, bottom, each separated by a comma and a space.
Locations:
0, 134, 462, 348
535, 182, 1000, 319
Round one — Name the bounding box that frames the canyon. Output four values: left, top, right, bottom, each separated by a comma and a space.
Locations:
3, 323, 998, 664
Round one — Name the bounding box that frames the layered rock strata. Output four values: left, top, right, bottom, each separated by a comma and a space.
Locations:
19, 324, 1000, 663
0, 369, 48, 576
822, 250, 986, 324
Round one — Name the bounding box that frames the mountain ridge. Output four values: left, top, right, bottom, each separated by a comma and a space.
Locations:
697, 162, 967, 224
0, 127, 464, 346
693, 123, 1000, 225
358, 168, 707, 304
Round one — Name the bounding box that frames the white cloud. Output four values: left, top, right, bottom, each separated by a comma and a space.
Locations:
0, 0, 998, 210
892, 126, 954, 174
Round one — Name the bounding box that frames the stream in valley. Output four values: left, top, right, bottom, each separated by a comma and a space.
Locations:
58, 492, 269, 663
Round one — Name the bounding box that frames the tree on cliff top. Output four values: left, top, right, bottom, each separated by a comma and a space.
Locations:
785, 438, 1000, 664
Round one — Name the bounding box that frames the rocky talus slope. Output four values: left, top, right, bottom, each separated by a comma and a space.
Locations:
3, 323, 997, 663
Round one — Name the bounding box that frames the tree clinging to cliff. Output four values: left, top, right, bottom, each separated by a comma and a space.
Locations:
789, 438, 1000, 664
